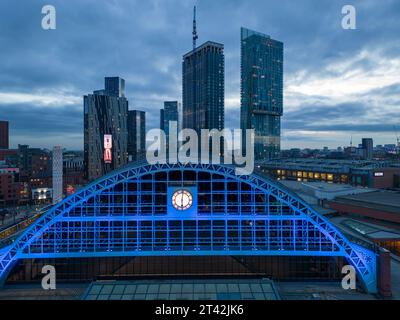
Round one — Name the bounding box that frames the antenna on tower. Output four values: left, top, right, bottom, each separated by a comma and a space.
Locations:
192, 6, 198, 50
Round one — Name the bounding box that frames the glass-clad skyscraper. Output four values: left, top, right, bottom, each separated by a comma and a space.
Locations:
240, 27, 283, 161
182, 41, 225, 133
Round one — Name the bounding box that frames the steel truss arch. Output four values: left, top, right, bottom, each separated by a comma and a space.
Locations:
0, 162, 377, 292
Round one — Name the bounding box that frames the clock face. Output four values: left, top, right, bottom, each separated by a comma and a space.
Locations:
171, 190, 193, 211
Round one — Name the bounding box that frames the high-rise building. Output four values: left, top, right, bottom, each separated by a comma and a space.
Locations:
182, 41, 225, 134
84, 77, 129, 181
52, 146, 63, 204
362, 138, 374, 160
127, 110, 146, 162
240, 27, 283, 161
160, 101, 179, 155
0, 121, 9, 149
105, 77, 125, 98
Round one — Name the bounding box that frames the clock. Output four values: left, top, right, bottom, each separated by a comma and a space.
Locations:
171, 189, 193, 211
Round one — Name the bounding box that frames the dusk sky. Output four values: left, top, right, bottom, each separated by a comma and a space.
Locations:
0, 0, 399, 150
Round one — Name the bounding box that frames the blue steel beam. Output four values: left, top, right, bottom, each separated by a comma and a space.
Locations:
0, 162, 377, 292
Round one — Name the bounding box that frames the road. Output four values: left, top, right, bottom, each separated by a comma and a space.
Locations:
0, 205, 45, 231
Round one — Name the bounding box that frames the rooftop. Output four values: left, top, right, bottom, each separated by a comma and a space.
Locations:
82, 278, 280, 301
334, 190, 400, 214
183, 41, 224, 58
258, 158, 398, 172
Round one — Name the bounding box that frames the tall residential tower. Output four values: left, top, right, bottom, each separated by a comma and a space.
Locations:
84, 77, 129, 181
240, 27, 283, 161
182, 41, 225, 134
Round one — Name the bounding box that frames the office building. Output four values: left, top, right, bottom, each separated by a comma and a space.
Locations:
0, 121, 9, 149
84, 77, 129, 181
240, 27, 283, 161
259, 158, 400, 188
127, 110, 146, 162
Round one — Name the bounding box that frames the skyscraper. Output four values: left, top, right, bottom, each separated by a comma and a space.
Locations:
0, 121, 9, 149
160, 101, 179, 158
161, 101, 178, 132
240, 27, 283, 161
362, 138, 373, 160
84, 77, 129, 181
127, 110, 146, 162
182, 41, 225, 134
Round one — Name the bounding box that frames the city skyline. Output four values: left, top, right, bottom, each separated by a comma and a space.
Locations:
0, 0, 399, 150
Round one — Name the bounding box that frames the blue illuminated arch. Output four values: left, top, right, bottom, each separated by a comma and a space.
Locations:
0, 162, 377, 292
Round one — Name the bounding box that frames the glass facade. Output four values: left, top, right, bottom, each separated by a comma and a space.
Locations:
240, 27, 283, 161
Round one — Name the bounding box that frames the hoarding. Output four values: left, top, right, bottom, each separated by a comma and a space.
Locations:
104, 134, 112, 164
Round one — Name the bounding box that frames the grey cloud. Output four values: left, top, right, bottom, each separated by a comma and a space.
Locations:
283, 101, 400, 133
0, 0, 399, 149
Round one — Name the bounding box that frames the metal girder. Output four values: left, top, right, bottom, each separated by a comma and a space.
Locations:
0, 162, 377, 292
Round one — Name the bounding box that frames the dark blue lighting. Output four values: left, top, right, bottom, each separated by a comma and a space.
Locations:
0, 162, 377, 292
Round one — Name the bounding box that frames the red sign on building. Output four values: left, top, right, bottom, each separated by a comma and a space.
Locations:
104, 135, 112, 164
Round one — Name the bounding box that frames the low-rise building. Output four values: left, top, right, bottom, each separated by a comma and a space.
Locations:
258, 158, 400, 188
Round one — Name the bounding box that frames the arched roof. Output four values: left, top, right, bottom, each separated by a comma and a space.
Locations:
0, 162, 377, 292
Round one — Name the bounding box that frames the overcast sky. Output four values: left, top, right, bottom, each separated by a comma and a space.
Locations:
0, 0, 399, 150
